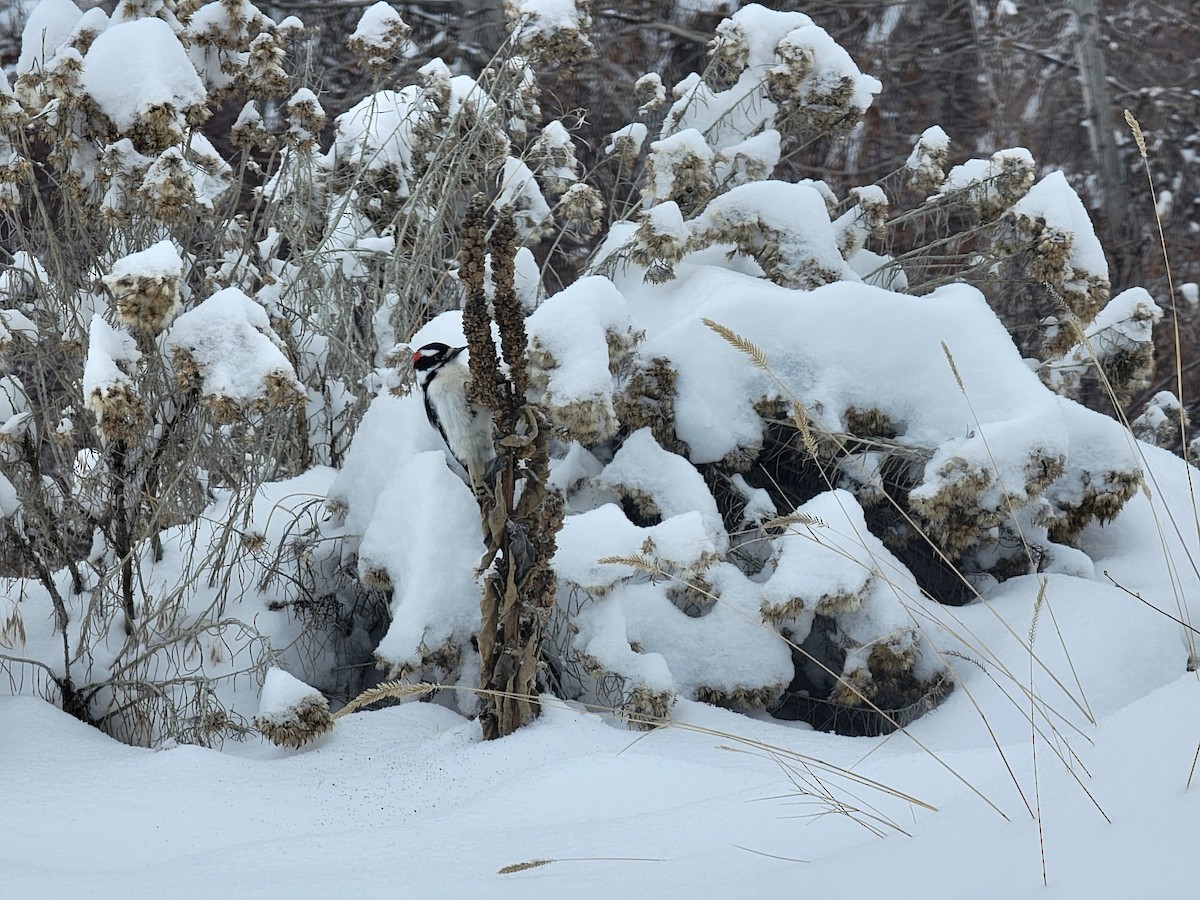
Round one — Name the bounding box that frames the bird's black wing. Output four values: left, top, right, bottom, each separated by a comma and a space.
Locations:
423, 390, 451, 449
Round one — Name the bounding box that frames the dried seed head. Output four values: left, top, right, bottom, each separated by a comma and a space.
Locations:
559, 182, 604, 237
230, 101, 269, 151
285, 89, 325, 150
1124, 109, 1147, 159
140, 147, 195, 223
506, 0, 594, 70
253, 693, 334, 749
606, 123, 646, 169
634, 73, 666, 114
245, 32, 289, 97
906, 126, 950, 195
44, 47, 84, 104
86, 382, 146, 444
644, 131, 715, 215
347, 2, 412, 78
529, 120, 579, 197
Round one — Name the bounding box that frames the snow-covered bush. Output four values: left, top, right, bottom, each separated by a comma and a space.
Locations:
0, 0, 1173, 746
324, 2, 1163, 737
0, 0, 385, 744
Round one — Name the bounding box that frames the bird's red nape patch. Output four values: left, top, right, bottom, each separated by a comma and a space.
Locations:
412, 349, 422, 364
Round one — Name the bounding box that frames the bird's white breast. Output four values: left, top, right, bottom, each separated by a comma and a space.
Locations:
426, 362, 494, 473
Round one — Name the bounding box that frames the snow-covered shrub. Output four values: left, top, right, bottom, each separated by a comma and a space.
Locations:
0, 0, 1173, 748
322, 1, 1165, 736
0, 1, 385, 744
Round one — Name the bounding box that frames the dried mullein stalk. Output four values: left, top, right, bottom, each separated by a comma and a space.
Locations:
490, 208, 528, 400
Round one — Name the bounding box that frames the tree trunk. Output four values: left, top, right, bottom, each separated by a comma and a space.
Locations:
1070, 0, 1128, 249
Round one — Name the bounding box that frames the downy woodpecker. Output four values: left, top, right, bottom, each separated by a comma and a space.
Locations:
412, 342, 494, 487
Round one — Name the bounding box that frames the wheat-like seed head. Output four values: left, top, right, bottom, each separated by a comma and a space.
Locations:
1124, 109, 1147, 159
701, 318, 769, 369
941, 341, 965, 392
333, 680, 439, 719
791, 406, 820, 459
1028, 578, 1047, 646
498, 860, 553, 875
761, 511, 826, 531
597, 553, 663, 576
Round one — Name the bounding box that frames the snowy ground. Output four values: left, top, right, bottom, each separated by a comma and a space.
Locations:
4, 443, 1199, 898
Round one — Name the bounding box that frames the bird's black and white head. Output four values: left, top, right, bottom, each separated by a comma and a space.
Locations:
411, 341, 493, 487
412, 342, 466, 388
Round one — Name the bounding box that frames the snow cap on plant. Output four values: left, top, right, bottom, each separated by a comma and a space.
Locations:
938, 147, 1036, 224
709, 6, 815, 84
909, 443, 1066, 559
559, 182, 604, 238
714, 130, 781, 188
183, 0, 271, 52
253, 667, 333, 749
245, 32, 290, 98
498, 157, 553, 241
347, 2, 412, 78
834, 185, 888, 257
114, 0, 182, 27
634, 73, 665, 114
1132, 391, 1186, 449
42, 46, 85, 107
67, 7, 107, 56
81, 18, 210, 155
83, 316, 145, 444
766, 23, 882, 135
686, 180, 847, 290
505, 0, 594, 69
613, 357, 686, 456
1047, 287, 1162, 403
644, 129, 714, 215
139, 148, 196, 223
167, 287, 305, 421
230, 101, 268, 151
529, 120, 579, 197
13, 0, 83, 107
605, 123, 647, 170
630, 201, 689, 284
102, 241, 184, 335
97, 139, 153, 224
412, 62, 509, 192
284, 88, 325, 150
906, 125, 950, 195
526, 276, 635, 444
996, 172, 1111, 349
